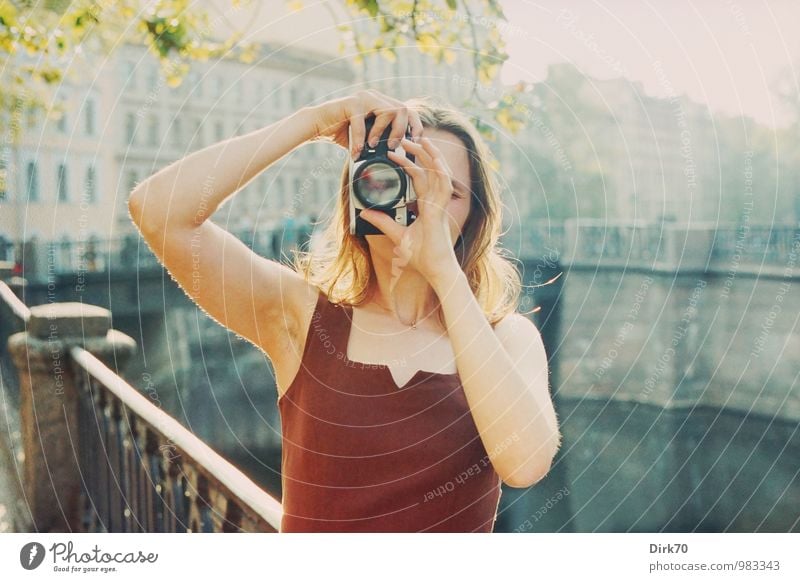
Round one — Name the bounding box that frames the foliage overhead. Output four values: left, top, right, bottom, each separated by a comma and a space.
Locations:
0, 0, 530, 142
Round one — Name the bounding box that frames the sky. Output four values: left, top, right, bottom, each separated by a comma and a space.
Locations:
499, 0, 800, 129
206, 0, 800, 129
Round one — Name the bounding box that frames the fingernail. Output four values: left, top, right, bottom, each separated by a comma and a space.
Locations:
368, 137, 378, 147
388, 139, 399, 149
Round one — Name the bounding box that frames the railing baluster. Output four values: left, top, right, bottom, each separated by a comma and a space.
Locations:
85, 376, 103, 532
112, 400, 128, 532
199, 478, 214, 533
150, 430, 167, 532
77, 370, 93, 532
223, 499, 243, 533
105, 396, 120, 531
147, 431, 162, 532
179, 472, 191, 532
165, 460, 183, 532
3, 286, 282, 533
127, 414, 144, 533
97, 387, 110, 533
120, 409, 135, 532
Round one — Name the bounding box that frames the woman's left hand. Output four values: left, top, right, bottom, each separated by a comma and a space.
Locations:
359, 136, 460, 287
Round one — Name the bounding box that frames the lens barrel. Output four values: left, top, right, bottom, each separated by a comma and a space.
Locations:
352, 160, 406, 208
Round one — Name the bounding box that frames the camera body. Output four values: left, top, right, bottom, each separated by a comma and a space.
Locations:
348, 115, 417, 236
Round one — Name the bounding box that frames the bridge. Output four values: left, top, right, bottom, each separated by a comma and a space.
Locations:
1, 219, 798, 532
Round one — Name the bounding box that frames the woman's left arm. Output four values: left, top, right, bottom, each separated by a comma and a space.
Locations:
360, 136, 561, 488
429, 261, 562, 488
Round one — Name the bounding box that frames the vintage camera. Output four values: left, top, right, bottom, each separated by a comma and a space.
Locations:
348, 114, 417, 236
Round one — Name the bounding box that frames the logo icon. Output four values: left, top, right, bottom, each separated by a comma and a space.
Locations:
20, 542, 46, 570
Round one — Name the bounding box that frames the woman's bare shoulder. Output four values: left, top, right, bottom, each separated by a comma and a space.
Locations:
492, 312, 536, 338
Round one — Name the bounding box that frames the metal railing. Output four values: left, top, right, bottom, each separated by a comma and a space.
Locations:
558, 219, 800, 270
9, 225, 314, 281
0, 277, 30, 532
6, 220, 799, 283
72, 348, 282, 532
711, 223, 800, 266
1, 280, 283, 532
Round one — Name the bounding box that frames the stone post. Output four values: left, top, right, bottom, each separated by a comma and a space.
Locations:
7, 302, 136, 532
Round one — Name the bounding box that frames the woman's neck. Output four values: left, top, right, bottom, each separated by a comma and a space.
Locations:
368, 251, 440, 328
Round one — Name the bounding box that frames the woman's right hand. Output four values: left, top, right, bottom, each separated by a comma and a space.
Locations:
309, 89, 424, 159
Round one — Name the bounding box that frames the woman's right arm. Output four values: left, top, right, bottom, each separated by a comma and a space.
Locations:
126, 90, 421, 386
127, 105, 321, 364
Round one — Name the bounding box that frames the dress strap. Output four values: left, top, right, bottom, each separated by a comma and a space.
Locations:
301, 288, 352, 371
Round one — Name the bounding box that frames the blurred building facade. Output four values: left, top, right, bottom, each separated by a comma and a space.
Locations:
497, 63, 724, 227
0, 41, 354, 245
0, 44, 785, 251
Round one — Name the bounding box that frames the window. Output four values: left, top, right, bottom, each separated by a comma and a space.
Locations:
193, 118, 203, 148
255, 175, 268, 208
125, 112, 137, 145
26, 161, 39, 202
85, 166, 97, 204
124, 61, 136, 89
273, 177, 285, 210
147, 114, 159, 146
0, 151, 7, 202
57, 163, 69, 202
57, 110, 68, 134
85, 99, 96, 136
127, 170, 139, 193
26, 107, 38, 129
303, 178, 320, 208
236, 80, 244, 104
147, 64, 159, 91
293, 177, 302, 207
172, 118, 182, 147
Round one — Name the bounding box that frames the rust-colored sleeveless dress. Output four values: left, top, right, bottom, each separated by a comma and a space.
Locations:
277, 288, 503, 532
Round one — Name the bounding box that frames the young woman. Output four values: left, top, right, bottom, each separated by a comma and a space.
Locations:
128, 89, 561, 532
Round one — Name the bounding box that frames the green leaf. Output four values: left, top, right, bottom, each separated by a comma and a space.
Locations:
357, 0, 378, 17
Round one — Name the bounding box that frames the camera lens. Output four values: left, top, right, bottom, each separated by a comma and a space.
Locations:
353, 161, 403, 207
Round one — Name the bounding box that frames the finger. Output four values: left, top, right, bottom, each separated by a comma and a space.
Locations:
366, 102, 396, 147
387, 148, 439, 207
419, 136, 445, 162
387, 149, 434, 211
387, 107, 409, 150
386, 150, 425, 182
407, 109, 424, 143
359, 209, 405, 244
418, 136, 454, 185
399, 137, 434, 168
348, 109, 365, 160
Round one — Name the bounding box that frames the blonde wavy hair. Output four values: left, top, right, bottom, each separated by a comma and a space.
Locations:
291, 96, 521, 328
